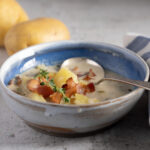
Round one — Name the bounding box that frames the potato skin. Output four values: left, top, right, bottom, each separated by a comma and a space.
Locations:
4, 18, 70, 55
0, 0, 28, 46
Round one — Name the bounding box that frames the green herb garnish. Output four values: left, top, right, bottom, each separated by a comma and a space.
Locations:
49, 79, 57, 92
64, 97, 70, 103
39, 69, 49, 78
40, 82, 45, 86
35, 69, 49, 79
49, 79, 70, 103
49, 79, 56, 88
58, 88, 66, 94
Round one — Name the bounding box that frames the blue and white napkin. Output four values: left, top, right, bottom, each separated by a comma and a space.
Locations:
123, 32, 150, 124
124, 33, 150, 66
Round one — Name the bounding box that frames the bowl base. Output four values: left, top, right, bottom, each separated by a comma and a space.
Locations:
25, 120, 119, 137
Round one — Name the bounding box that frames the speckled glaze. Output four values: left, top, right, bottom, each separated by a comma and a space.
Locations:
0, 41, 149, 135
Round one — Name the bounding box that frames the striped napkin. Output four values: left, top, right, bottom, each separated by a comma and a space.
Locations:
124, 33, 150, 66
123, 33, 150, 124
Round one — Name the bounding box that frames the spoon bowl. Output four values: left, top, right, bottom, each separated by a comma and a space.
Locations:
61, 57, 105, 83
61, 57, 150, 91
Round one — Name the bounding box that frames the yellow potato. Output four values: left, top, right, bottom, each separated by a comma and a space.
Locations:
74, 94, 89, 105
54, 68, 78, 88
0, 0, 28, 46
28, 93, 46, 103
88, 98, 100, 104
4, 17, 70, 55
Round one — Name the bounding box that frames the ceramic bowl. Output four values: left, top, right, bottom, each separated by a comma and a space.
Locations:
0, 41, 149, 135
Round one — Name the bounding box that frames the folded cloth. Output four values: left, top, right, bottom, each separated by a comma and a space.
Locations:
123, 33, 150, 66
123, 32, 150, 124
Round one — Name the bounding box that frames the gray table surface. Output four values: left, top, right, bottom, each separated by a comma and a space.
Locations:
1, 0, 150, 149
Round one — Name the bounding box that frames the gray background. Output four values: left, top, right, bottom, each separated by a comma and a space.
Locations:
0, 0, 150, 149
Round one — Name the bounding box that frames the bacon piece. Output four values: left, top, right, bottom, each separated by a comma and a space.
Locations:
63, 78, 77, 98
37, 85, 54, 98
89, 68, 96, 77
83, 75, 92, 81
77, 83, 95, 94
62, 84, 67, 89
65, 78, 77, 97
27, 79, 40, 92
82, 69, 96, 81
65, 86, 77, 98
66, 78, 77, 89
86, 83, 95, 93
50, 92, 63, 104
63, 78, 95, 98
27, 79, 53, 98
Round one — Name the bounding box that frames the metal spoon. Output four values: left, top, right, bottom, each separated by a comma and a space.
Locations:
61, 57, 150, 90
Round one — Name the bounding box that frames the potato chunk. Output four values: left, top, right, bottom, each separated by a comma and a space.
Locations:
54, 68, 78, 88
74, 94, 89, 105
74, 94, 100, 104
28, 93, 46, 103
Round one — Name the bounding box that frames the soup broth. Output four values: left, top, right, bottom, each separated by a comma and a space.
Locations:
8, 65, 133, 105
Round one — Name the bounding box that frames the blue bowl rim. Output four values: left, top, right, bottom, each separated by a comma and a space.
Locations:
0, 40, 149, 108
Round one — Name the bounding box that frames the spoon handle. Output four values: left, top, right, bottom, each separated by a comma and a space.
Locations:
96, 77, 150, 91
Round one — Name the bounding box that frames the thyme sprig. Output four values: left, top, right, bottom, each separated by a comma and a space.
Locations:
49, 79, 70, 103
35, 69, 49, 80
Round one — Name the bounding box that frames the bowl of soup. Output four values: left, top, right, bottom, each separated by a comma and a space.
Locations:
0, 41, 149, 135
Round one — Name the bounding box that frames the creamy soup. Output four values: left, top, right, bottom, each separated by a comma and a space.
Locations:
8, 65, 133, 105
